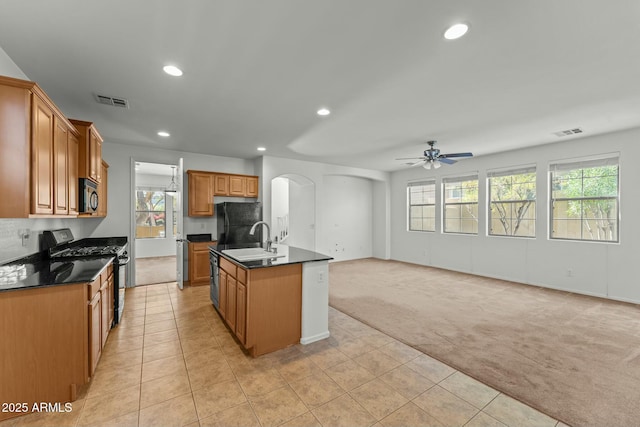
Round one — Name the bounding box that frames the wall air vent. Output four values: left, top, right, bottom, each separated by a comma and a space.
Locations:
553, 127, 583, 137
94, 93, 129, 108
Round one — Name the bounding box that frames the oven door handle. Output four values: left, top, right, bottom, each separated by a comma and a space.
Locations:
117, 256, 131, 265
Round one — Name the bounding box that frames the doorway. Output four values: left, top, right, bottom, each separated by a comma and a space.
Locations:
271, 174, 316, 251
133, 161, 179, 286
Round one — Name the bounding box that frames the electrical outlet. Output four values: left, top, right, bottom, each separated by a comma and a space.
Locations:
318, 271, 325, 283
567, 268, 573, 277
18, 228, 30, 247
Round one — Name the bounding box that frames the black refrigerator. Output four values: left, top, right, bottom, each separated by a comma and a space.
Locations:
215, 202, 263, 245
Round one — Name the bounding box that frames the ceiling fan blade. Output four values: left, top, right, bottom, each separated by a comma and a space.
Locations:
409, 159, 426, 167
439, 152, 473, 159
439, 157, 457, 165
396, 157, 426, 160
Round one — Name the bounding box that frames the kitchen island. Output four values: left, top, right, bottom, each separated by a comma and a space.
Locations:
209, 244, 332, 356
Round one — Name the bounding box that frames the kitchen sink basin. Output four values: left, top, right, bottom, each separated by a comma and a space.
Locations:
222, 248, 286, 261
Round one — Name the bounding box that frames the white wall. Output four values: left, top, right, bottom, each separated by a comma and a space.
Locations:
372, 180, 391, 259
322, 175, 374, 261
288, 178, 315, 251
390, 127, 640, 303
259, 156, 390, 260
0, 46, 27, 79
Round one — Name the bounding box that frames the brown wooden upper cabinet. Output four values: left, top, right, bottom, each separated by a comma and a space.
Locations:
187, 171, 214, 216
69, 119, 103, 184
187, 170, 259, 216
246, 176, 259, 197
0, 75, 80, 218
213, 174, 229, 196
96, 160, 109, 217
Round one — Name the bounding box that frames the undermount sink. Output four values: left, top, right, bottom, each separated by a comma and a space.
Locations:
222, 247, 286, 261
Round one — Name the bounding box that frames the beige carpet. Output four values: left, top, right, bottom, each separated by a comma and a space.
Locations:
329, 258, 640, 427
135, 256, 176, 286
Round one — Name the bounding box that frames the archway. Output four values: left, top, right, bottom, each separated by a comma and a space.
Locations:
271, 174, 316, 251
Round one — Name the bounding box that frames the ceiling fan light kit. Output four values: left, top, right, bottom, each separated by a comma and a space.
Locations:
423, 160, 442, 170
397, 140, 473, 169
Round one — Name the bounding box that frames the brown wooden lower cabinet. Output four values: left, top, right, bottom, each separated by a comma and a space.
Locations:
0, 261, 114, 422
219, 269, 227, 319
88, 289, 102, 376
217, 257, 302, 357
88, 262, 114, 378
188, 241, 216, 286
236, 281, 247, 343
0, 283, 87, 422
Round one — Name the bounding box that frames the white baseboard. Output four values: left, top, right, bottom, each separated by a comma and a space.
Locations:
300, 331, 330, 345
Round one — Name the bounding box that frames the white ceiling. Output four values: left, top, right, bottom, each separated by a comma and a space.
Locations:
1, 1, 639, 172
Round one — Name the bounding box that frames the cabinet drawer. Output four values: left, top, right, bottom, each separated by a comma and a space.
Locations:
192, 241, 213, 251
220, 256, 237, 277
237, 266, 247, 284
87, 277, 100, 300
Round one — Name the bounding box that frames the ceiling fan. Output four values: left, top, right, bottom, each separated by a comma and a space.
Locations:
396, 140, 473, 169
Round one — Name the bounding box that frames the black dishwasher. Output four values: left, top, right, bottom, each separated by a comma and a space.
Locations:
209, 250, 219, 309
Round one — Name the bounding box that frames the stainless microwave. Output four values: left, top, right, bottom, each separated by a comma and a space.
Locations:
79, 178, 98, 213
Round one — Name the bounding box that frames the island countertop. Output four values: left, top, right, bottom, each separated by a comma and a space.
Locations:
209, 244, 332, 269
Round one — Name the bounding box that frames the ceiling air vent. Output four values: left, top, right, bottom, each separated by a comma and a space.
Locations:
94, 93, 129, 108
553, 127, 583, 137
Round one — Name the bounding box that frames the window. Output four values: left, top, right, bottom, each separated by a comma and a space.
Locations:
408, 180, 436, 232
550, 156, 619, 242
135, 188, 166, 239
488, 166, 536, 237
443, 175, 478, 234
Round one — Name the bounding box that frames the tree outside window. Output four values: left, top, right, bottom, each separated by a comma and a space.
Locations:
443, 175, 478, 234
550, 157, 619, 242
408, 180, 436, 232
136, 189, 166, 239
488, 167, 536, 237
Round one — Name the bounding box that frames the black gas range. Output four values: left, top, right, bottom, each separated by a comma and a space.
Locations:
43, 229, 129, 325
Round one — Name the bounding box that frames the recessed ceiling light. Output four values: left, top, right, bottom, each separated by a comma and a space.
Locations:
444, 23, 469, 40
163, 65, 183, 77
257, 147, 266, 152
157, 131, 170, 137
317, 108, 331, 116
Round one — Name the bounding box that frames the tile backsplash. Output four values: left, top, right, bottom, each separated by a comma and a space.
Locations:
0, 218, 93, 264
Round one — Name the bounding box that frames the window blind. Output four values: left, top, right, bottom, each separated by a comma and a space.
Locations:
442, 174, 478, 184
549, 155, 619, 172
408, 179, 435, 187
487, 165, 536, 178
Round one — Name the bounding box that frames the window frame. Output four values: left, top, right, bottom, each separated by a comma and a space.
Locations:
487, 166, 536, 238
135, 187, 168, 239
407, 180, 437, 232
549, 155, 619, 243
442, 174, 479, 235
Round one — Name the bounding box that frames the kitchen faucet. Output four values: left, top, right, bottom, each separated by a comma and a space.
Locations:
249, 221, 273, 252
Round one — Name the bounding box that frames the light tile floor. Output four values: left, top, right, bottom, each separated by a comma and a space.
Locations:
1, 283, 569, 427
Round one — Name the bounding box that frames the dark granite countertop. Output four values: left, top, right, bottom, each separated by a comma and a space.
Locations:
0, 254, 114, 292
209, 244, 332, 269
